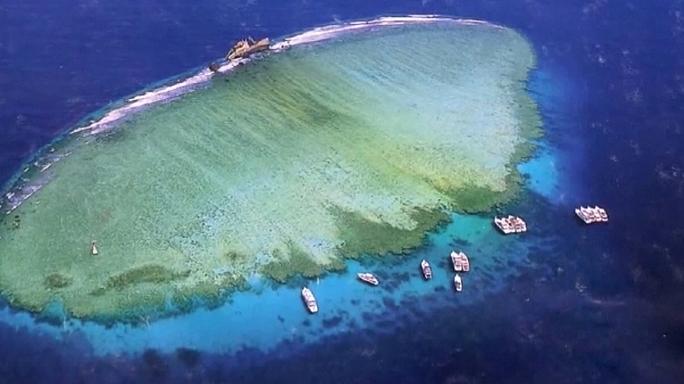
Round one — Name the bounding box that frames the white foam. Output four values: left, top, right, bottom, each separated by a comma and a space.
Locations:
71, 15, 502, 136
3, 15, 504, 215
4, 183, 45, 214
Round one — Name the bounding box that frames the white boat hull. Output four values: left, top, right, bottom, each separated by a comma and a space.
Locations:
357, 273, 379, 286
420, 260, 432, 280
301, 287, 318, 314
454, 275, 463, 292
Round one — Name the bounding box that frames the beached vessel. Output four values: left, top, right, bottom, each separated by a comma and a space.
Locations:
90, 241, 98, 256
357, 273, 379, 286
420, 259, 433, 280
226, 37, 270, 60
450, 251, 470, 272
301, 287, 318, 314
494, 215, 528, 235
575, 206, 609, 224
454, 274, 463, 292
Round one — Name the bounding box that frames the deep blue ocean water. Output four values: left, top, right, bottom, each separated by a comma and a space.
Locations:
1, 1, 683, 383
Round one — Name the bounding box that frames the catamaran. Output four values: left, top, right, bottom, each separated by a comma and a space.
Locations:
494, 215, 528, 235
450, 251, 470, 272
357, 273, 379, 286
301, 287, 318, 314
420, 259, 433, 280
575, 205, 609, 224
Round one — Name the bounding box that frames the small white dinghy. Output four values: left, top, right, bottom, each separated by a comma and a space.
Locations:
420, 259, 432, 280
454, 274, 463, 292
90, 241, 98, 256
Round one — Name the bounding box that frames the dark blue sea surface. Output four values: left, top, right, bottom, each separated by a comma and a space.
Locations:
1, 1, 683, 383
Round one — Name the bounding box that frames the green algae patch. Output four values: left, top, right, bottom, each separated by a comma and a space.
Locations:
261, 243, 338, 283
100, 265, 189, 292
0, 21, 542, 321
443, 184, 508, 214
44, 273, 73, 290
334, 207, 450, 258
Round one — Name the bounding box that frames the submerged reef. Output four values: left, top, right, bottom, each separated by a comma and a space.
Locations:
0, 20, 540, 321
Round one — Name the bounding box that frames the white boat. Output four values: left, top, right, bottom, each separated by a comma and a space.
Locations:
597, 206, 608, 221
461, 253, 470, 272
420, 259, 432, 280
357, 273, 379, 286
575, 207, 586, 221
582, 206, 598, 223
575, 207, 591, 223
451, 251, 463, 272
494, 215, 527, 234
575, 205, 609, 224
454, 274, 463, 292
493, 216, 510, 233
90, 241, 98, 256
301, 287, 318, 314
450, 251, 469, 272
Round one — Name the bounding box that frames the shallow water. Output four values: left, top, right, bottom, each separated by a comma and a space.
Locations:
0, 17, 560, 360
0, 1, 682, 383
0, 19, 540, 321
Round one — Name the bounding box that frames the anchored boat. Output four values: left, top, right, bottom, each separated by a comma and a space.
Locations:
494, 215, 528, 235
575, 205, 609, 224
454, 274, 463, 292
420, 259, 433, 280
357, 273, 379, 286
90, 241, 98, 256
450, 251, 470, 272
226, 37, 270, 61
301, 287, 318, 314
